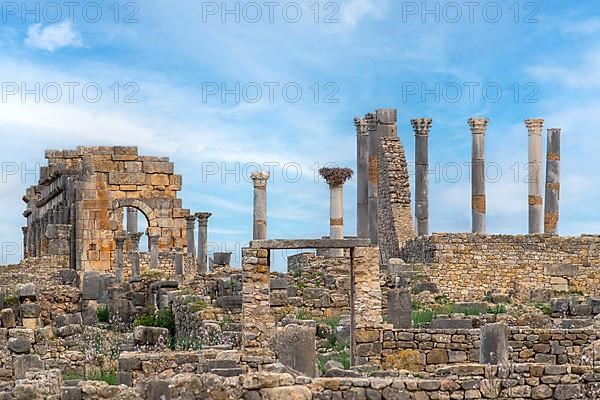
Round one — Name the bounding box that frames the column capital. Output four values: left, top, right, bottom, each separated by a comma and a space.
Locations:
468, 117, 489, 134
250, 172, 269, 187
365, 112, 377, 130
114, 233, 127, 246
354, 117, 368, 136
411, 118, 433, 136
148, 235, 160, 243
195, 212, 212, 224
376, 108, 397, 124
525, 118, 544, 134
185, 215, 197, 225
128, 232, 143, 242
319, 167, 353, 188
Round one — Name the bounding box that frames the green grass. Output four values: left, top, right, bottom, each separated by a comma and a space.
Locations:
169, 337, 204, 351
412, 309, 435, 327
64, 370, 117, 385
295, 309, 307, 320
487, 304, 507, 315
317, 349, 351, 375
96, 304, 109, 323
534, 302, 552, 316
134, 308, 175, 336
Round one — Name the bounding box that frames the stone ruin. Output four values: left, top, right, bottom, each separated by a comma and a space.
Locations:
0, 111, 599, 400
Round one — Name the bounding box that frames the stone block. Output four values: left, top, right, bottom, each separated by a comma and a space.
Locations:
8, 337, 31, 354
57, 324, 82, 337
61, 387, 82, 400
20, 303, 40, 318
54, 313, 83, 328
571, 303, 592, 316
1, 308, 16, 328
82, 300, 98, 325
22, 318, 39, 330
554, 384, 582, 400
0, 293, 4, 310
82, 272, 101, 300
110, 298, 133, 325
118, 372, 133, 387
430, 319, 473, 329
543, 264, 578, 277
560, 319, 593, 329
133, 326, 169, 346
260, 386, 312, 400
13, 354, 43, 379
270, 278, 288, 290
140, 379, 171, 400
426, 348, 448, 364
18, 283, 37, 302
387, 288, 411, 329
270, 324, 316, 378
58, 269, 80, 286
413, 282, 438, 294
108, 172, 146, 185
119, 355, 142, 371
143, 161, 174, 174
550, 298, 569, 314
479, 323, 508, 365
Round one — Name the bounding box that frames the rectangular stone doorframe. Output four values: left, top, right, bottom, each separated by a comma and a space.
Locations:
241, 238, 379, 368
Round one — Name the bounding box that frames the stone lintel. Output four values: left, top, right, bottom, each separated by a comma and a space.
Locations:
250, 238, 371, 249
543, 264, 578, 277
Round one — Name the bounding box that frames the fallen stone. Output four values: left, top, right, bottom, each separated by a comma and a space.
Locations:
8, 337, 31, 354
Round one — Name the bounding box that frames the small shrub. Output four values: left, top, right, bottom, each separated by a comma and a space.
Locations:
488, 304, 506, 315
295, 309, 307, 320
134, 308, 175, 336
96, 305, 109, 323
412, 309, 434, 327
63, 370, 117, 385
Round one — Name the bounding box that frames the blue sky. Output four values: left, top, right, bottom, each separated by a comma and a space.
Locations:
0, 0, 599, 268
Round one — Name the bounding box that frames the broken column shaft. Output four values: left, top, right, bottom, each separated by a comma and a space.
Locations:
469, 117, 489, 234
149, 235, 160, 269
185, 215, 196, 256
355, 117, 369, 239
251, 172, 269, 240
126, 208, 138, 233
320, 167, 353, 257
114, 234, 126, 282
544, 128, 561, 234
195, 212, 212, 274
525, 118, 544, 234
412, 118, 432, 236
366, 113, 378, 244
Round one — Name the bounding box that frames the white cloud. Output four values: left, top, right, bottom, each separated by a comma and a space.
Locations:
340, 0, 382, 28
527, 49, 600, 90
561, 17, 600, 36
25, 21, 83, 52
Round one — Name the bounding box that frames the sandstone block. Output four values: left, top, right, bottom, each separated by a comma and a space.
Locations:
1, 308, 16, 328
18, 283, 37, 302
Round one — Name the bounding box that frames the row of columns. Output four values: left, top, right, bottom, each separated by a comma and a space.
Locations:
405, 117, 561, 235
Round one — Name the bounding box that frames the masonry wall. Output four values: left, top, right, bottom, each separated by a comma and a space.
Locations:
377, 136, 415, 263
401, 233, 600, 301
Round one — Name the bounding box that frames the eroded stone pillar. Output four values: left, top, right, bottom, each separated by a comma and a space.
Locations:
544, 128, 561, 234
149, 235, 160, 270
185, 215, 196, 256
251, 172, 269, 240
355, 117, 369, 239
126, 208, 138, 233
366, 113, 378, 244
129, 232, 143, 278
412, 118, 432, 236
174, 248, 184, 278
195, 212, 212, 274
320, 168, 353, 257
469, 117, 489, 234
525, 118, 544, 234
114, 234, 126, 283
21, 227, 28, 258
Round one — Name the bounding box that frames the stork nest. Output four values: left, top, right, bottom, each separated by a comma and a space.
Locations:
319, 167, 353, 187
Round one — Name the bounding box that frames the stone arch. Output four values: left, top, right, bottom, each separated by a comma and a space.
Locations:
111, 199, 159, 228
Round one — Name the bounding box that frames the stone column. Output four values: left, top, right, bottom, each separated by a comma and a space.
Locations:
114, 234, 126, 283
174, 248, 184, 277
126, 208, 138, 233
320, 168, 353, 257
21, 227, 28, 258
185, 215, 196, 256
412, 118, 433, 236
251, 172, 269, 240
469, 117, 489, 234
129, 232, 143, 278
525, 119, 544, 234
544, 128, 561, 234
366, 113, 378, 244
355, 117, 369, 239
149, 235, 160, 270
195, 212, 212, 274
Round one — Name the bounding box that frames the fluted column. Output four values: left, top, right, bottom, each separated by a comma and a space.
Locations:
469, 117, 489, 234
126, 208, 138, 233
196, 212, 212, 274
320, 168, 353, 257
525, 119, 544, 234
412, 118, 432, 236
114, 234, 126, 282
366, 113, 378, 244
185, 215, 196, 256
251, 172, 269, 240
149, 235, 160, 269
544, 128, 561, 234
355, 117, 369, 239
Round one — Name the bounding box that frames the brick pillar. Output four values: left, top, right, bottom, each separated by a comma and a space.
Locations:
469, 117, 489, 234
544, 128, 561, 234
114, 234, 126, 282
525, 118, 544, 234
412, 118, 432, 236
195, 212, 211, 274
251, 172, 269, 240
355, 117, 369, 239
185, 215, 196, 256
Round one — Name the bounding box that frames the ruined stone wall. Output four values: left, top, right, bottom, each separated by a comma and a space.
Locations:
120, 252, 195, 281
377, 136, 414, 263
353, 326, 598, 369
401, 233, 600, 301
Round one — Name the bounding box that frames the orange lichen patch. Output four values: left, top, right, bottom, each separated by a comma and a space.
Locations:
330, 218, 343, 226
547, 152, 560, 161
544, 212, 559, 231
368, 156, 379, 184
545, 183, 560, 191
472, 195, 486, 213
528, 195, 543, 206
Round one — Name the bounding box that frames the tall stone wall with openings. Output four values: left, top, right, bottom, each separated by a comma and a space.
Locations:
377, 136, 415, 263
401, 233, 600, 301
22, 146, 190, 272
